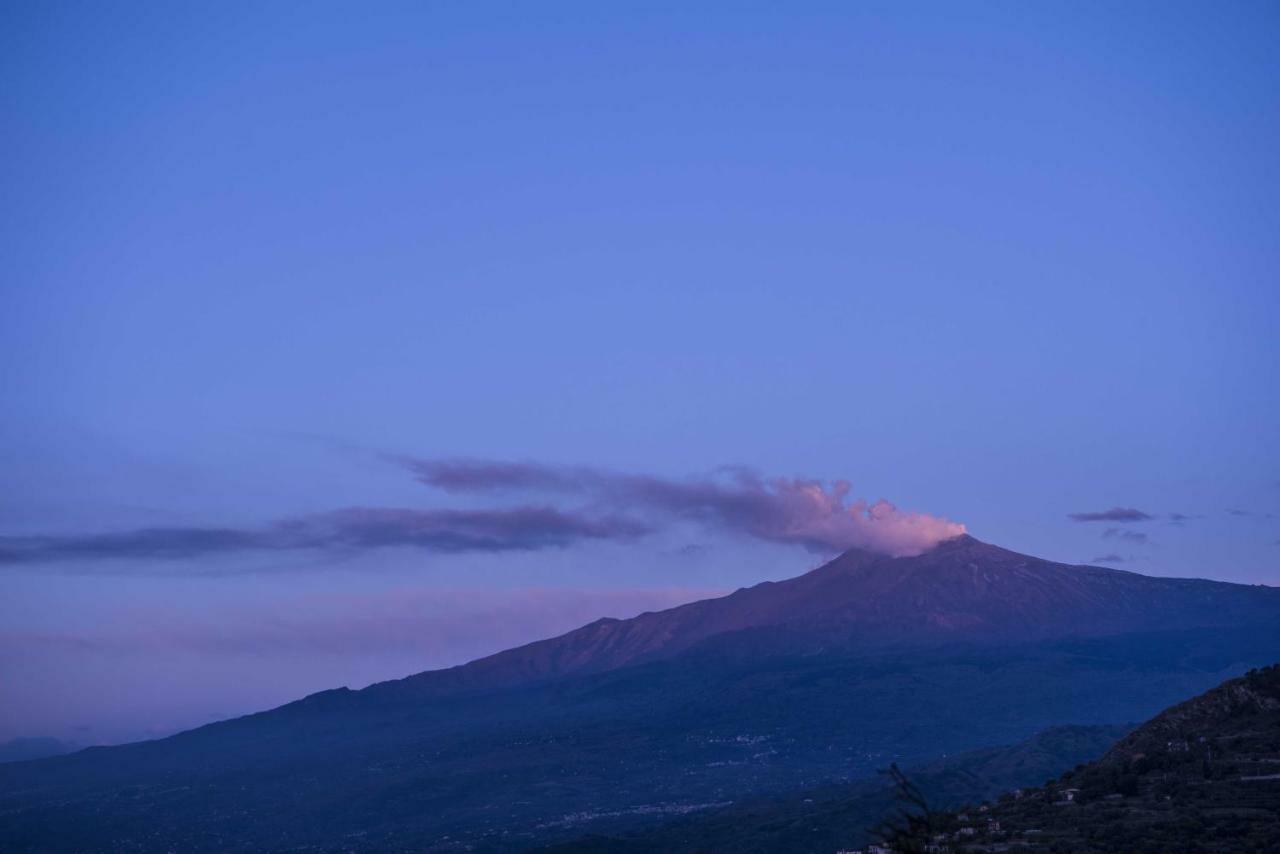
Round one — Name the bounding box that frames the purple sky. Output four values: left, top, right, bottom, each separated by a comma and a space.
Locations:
2, 1, 1278, 744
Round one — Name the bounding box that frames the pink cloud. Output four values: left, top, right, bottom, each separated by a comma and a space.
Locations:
402, 459, 966, 557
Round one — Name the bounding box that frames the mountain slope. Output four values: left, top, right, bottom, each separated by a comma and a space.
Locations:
382, 535, 1280, 696
0, 738, 76, 764
1, 539, 1278, 852
886, 663, 1280, 852
550, 665, 1280, 853
537, 724, 1133, 854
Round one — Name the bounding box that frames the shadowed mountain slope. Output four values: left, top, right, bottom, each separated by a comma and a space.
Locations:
547, 666, 1280, 853
537, 724, 1134, 854
0, 738, 76, 765
1, 538, 1279, 852
886, 663, 1280, 852
380, 535, 1280, 696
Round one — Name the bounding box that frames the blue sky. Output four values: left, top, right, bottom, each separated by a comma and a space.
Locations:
2, 1, 1278, 743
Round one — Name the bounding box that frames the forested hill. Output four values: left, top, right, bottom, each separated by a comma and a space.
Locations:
887, 663, 1280, 853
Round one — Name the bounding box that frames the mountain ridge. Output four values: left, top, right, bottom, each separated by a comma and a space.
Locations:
3, 537, 1279, 852
366, 534, 1280, 699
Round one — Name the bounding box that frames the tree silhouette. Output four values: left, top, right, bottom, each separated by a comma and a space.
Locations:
869, 763, 938, 852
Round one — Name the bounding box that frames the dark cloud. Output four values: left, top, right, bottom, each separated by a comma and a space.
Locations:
396, 457, 595, 494
0, 506, 649, 567
1091, 553, 1126, 564
1166, 513, 1196, 526
1226, 508, 1276, 520
0, 528, 261, 564
1102, 528, 1149, 545
1, 458, 967, 568
1067, 507, 1153, 523
393, 458, 966, 557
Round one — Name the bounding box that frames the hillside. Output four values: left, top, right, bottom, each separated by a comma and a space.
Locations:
0, 738, 75, 764
538, 725, 1132, 853
882, 664, 1280, 853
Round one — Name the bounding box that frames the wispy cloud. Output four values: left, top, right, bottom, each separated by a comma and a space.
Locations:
0, 506, 650, 566
396, 458, 965, 557
0, 458, 965, 567
1067, 507, 1153, 523
1091, 553, 1126, 564
1101, 528, 1149, 545
397, 457, 594, 494
1226, 508, 1275, 519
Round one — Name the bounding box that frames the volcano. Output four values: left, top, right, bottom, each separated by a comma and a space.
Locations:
385, 534, 1280, 696
2, 537, 1278, 852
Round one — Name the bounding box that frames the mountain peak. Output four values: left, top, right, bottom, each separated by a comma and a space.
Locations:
915, 532, 1018, 560
382, 538, 1280, 700
829, 531, 981, 565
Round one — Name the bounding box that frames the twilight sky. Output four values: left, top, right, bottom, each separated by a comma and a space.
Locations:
2, 1, 1278, 745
